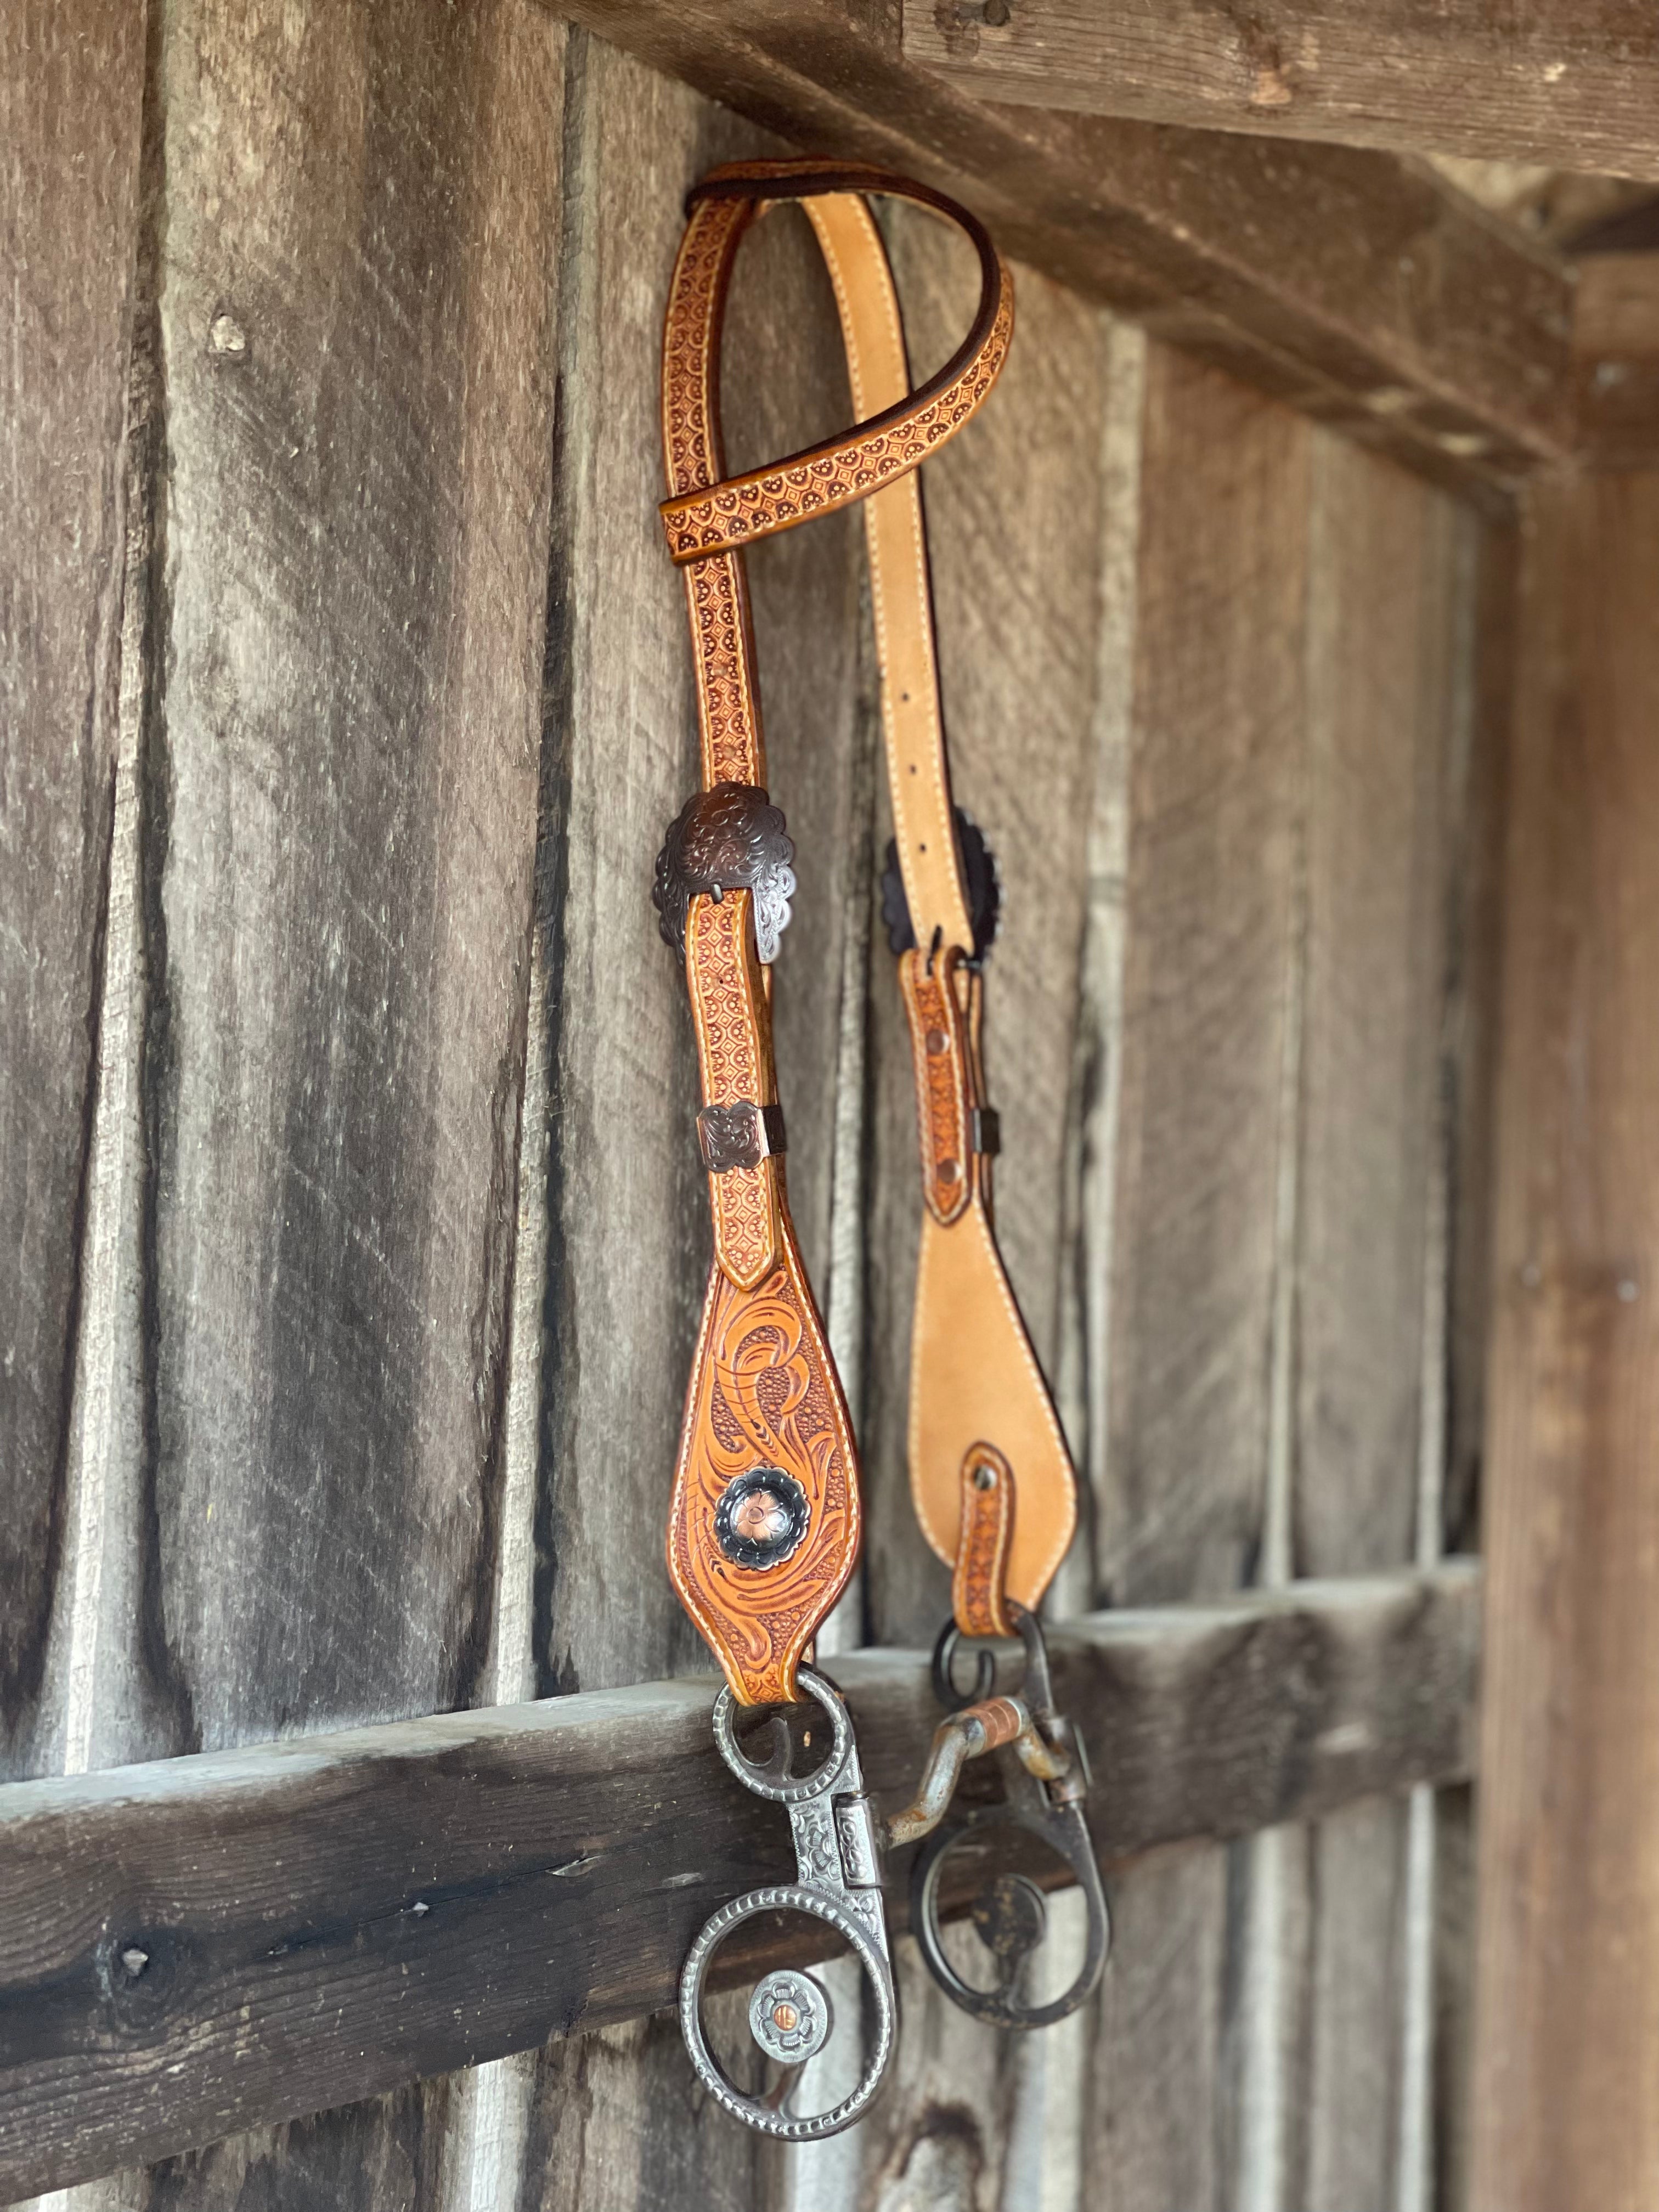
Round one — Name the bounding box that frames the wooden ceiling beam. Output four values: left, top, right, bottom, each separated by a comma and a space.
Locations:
550, 0, 1573, 501
903, 0, 1659, 189
1574, 256, 1659, 467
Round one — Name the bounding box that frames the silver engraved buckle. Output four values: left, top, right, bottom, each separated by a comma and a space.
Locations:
653, 783, 797, 965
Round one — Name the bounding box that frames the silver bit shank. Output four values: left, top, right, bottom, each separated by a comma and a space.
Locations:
679, 1668, 896, 2140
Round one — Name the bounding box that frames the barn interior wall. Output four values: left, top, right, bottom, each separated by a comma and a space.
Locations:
4, 3, 1508, 2207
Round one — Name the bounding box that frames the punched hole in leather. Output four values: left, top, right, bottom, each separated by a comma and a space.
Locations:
654, 157, 1104, 2137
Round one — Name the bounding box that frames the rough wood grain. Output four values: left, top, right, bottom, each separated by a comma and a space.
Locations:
526, 37, 869, 2212
1284, 435, 1459, 2212
902, 0, 1659, 185
543, 0, 1573, 498
1471, 469, 1659, 2212
0, 0, 146, 1778
0, 1567, 1480, 2202
69, 3, 574, 2205
1081, 343, 1312, 2211
1573, 256, 1659, 469
1097, 351, 1310, 1612
143, 0, 563, 1749
1426, 515, 1515, 2212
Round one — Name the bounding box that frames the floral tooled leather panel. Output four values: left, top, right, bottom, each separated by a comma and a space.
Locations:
668, 1224, 860, 1706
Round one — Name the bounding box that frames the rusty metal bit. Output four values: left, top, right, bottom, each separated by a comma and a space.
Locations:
883, 1695, 1060, 1849
1011, 1721, 1074, 1787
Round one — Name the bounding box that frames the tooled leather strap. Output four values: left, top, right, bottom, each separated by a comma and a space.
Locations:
659, 161, 1072, 1704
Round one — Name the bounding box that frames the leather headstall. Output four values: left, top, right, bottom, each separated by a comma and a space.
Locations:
653, 159, 1109, 2139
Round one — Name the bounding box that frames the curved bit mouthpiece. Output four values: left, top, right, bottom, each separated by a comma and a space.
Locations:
882, 1694, 1073, 1850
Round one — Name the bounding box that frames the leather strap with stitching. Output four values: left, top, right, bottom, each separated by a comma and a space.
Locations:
659, 159, 1075, 1704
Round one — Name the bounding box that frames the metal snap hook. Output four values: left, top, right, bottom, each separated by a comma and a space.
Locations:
905, 1609, 1111, 2028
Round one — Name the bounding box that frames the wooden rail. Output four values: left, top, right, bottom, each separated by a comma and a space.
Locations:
0, 1565, 1476, 2199
546, 0, 1572, 501
901, 0, 1659, 185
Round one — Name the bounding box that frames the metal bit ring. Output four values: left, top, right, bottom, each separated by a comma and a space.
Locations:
678, 1881, 896, 2140
912, 1607, 1111, 2028
712, 1669, 854, 1803
910, 1801, 1110, 2029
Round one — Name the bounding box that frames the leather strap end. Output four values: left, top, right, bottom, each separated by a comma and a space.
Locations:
952, 1442, 1016, 1639
899, 946, 975, 1226
686, 891, 783, 1288
668, 1243, 862, 1705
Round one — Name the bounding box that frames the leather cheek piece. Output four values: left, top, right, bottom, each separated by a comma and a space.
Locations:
686, 890, 782, 1290
899, 946, 974, 1227
667, 1228, 862, 1707
909, 1201, 1077, 1612
952, 1442, 1016, 1638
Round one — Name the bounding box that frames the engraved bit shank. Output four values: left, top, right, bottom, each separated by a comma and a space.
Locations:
679, 1669, 896, 2140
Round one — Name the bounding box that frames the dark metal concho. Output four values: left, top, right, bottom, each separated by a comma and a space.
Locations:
881, 806, 1000, 963
654, 783, 797, 964
714, 1467, 810, 1571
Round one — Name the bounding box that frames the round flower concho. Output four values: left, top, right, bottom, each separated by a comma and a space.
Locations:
714, 1467, 811, 1572
748, 1968, 834, 2065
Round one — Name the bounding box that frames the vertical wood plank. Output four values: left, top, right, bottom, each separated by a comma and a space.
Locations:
55, 2, 572, 2203
1082, 345, 1313, 2212
0, 0, 147, 1778
1286, 436, 1460, 2212
1471, 470, 1659, 2212
853, 217, 1109, 2208
145, 0, 565, 1748
1429, 517, 1514, 2212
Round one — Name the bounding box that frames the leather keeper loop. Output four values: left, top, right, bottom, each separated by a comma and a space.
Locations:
698, 1101, 786, 1173
900, 944, 975, 1226
952, 1442, 1016, 1639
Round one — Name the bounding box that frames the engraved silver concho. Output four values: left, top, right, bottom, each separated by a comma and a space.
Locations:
653, 783, 797, 965
748, 1969, 834, 2064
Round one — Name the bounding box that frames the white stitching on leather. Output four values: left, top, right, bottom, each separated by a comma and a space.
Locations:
806, 198, 969, 953
909, 1200, 1077, 1605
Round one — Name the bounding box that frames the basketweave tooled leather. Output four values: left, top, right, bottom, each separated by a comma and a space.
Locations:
659, 159, 1076, 1706
953, 1442, 1017, 1639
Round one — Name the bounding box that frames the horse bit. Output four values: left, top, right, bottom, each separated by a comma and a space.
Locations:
651, 160, 1110, 2137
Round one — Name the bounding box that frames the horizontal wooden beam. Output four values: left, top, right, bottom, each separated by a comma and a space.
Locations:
0, 1566, 1476, 2198
1573, 257, 1659, 468
902, 0, 1659, 189
549, 1, 1572, 501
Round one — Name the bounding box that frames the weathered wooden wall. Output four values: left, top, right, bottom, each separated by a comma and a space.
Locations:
3, 1, 1504, 2207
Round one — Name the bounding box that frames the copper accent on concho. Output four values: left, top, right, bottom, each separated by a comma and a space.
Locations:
714, 1464, 811, 1572
668, 1238, 859, 1706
